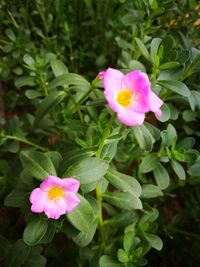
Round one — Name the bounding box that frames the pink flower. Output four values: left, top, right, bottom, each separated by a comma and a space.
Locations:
30, 176, 80, 219
101, 68, 163, 126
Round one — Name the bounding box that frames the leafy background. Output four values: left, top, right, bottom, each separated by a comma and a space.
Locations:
0, 0, 200, 266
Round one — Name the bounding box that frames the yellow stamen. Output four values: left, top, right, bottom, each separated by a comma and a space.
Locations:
48, 187, 64, 200
117, 90, 133, 107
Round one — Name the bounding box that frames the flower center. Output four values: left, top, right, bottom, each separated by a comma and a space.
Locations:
48, 187, 64, 200
117, 90, 133, 107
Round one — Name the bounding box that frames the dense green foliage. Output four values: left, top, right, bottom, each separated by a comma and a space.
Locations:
0, 0, 200, 266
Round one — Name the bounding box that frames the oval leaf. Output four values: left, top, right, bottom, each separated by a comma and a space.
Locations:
171, 159, 186, 180
141, 184, 163, 198
67, 194, 94, 233
132, 124, 155, 151
102, 192, 143, 210
23, 219, 49, 246
139, 153, 159, 173
49, 73, 90, 90
105, 168, 141, 197
144, 233, 163, 251
6, 239, 31, 267
63, 157, 108, 185
50, 59, 68, 77
20, 150, 57, 181
158, 80, 191, 97
135, 38, 152, 63
100, 255, 125, 267
153, 163, 170, 189
35, 91, 66, 120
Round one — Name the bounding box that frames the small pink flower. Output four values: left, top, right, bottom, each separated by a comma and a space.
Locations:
101, 68, 163, 126
30, 176, 80, 219
96, 71, 105, 79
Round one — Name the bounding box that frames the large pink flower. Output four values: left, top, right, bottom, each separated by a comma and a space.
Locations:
101, 68, 163, 126
30, 176, 80, 219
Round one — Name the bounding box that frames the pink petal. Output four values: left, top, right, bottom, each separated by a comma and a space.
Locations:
122, 70, 151, 113
117, 109, 145, 126
104, 90, 121, 112
62, 178, 80, 193
30, 188, 48, 213
154, 109, 162, 117
97, 71, 105, 79
103, 68, 124, 113
44, 199, 66, 219
40, 176, 63, 191
149, 91, 163, 115
63, 192, 80, 213
103, 68, 124, 93
122, 70, 151, 94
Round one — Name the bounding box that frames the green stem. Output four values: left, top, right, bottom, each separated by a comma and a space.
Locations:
71, 80, 97, 115
166, 226, 200, 241
6, 135, 49, 152
67, 89, 84, 123
95, 113, 116, 252
39, 75, 48, 96
95, 113, 116, 158
96, 181, 106, 251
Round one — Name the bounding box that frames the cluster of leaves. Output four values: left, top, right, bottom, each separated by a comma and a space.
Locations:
0, 0, 200, 266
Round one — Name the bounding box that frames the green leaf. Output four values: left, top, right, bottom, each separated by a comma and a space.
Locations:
149, 0, 158, 9
26, 254, 46, 267
35, 91, 66, 120
5, 29, 16, 41
144, 233, 163, 250
50, 59, 68, 77
117, 249, 129, 263
49, 73, 90, 90
15, 76, 36, 88
25, 90, 43, 99
64, 157, 108, 185
105, 168, 141, 197
144, 122, 160, 140
150, 38, 162, 62
121, 12, 144, 25
101, 141, 118, 162
170, 159, 186, 180
5, 239, 31, 267
123, 231, 135, 254
73, 220, 98, 247
100, 255, 125, 267
23, 54, 35, 67
67, 194, 94, 233
188, 162, 200, 176
141, 184, 163, 198
0, 235, 10, 257
139, 153, 159, 173
176, 137, 195, 150
157, 80, 191, 97
102, 192, 142, 210
183, 110, 197, 122
4, 188, 27, 207
105, 211, 138, 227
161, 124, 177, 147
23, 219, 49, 246
159, 62, 180, 70
45, 151, 62, 171
132, 124, 155, 151
161, 36, 174, 52
135, 38, 152, 63
39, 223, 56, 244
156, 103, 170, 122
20, 150, 57, 181
62, 148, 93, 167
153, 163, 170, 189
